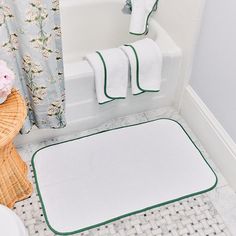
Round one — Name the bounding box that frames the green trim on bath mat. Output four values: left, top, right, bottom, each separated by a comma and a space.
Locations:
124, 44, 160, 94
31, 118, 218, 235
129, 0, 160, 36
96, 51, 126, 102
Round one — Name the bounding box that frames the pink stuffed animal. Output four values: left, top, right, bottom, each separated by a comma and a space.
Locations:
0, 60, 15, 104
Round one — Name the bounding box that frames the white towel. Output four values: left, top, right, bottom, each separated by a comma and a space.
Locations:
85, 48, 129, 104
121, 38, 162, 95
129, 0, 158, 35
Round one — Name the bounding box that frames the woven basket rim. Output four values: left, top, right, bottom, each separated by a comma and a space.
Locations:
0, 89, 27, 147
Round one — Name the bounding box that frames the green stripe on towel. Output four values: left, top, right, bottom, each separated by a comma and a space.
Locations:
124, 44, 160, 94
96, 51, 126, 101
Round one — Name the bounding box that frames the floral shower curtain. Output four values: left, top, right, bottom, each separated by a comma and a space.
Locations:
0, 0, 66, 133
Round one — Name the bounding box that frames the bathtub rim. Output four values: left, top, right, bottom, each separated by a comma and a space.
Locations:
62, 19, 182, 81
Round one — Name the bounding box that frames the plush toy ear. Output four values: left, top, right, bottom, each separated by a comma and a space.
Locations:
0, 60, 7, 67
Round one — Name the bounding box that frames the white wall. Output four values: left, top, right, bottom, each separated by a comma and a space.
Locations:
190, 0, 236, 143
156, 0, 206, 106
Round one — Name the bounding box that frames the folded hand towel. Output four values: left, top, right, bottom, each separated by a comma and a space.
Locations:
129, 0, 159, 35
85, 48, 129, 104
121, 38, 162, 95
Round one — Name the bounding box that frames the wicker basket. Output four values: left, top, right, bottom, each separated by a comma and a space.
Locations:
0, 89, 33, 208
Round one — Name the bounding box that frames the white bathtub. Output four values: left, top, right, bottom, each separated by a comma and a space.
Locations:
61, 0, 182, 124
15, 0, 182, 146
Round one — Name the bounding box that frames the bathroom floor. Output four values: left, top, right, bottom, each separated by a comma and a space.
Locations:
14, 107, 236, 236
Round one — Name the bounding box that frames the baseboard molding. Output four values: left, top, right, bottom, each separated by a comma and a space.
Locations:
180, 86, 236, 190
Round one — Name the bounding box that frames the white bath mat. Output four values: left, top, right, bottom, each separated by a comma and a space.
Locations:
32, 119, 217, 235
